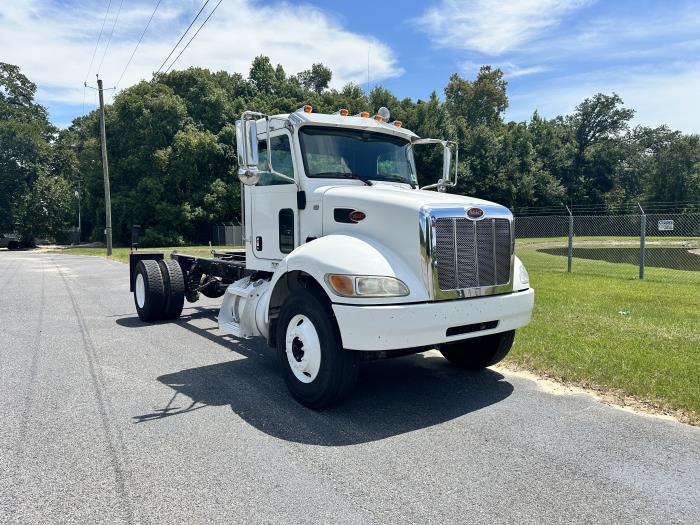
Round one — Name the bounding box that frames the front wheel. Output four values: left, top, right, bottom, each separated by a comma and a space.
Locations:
276, 289, 358, 409
439, 330, 516, 369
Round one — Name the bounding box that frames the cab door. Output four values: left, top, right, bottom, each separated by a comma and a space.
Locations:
250, 130, 299, 262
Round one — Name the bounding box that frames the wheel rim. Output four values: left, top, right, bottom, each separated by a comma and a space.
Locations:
285, 314, 322, 383
135, 273, 146, 308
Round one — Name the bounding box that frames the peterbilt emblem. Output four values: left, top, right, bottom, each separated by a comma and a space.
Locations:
466, 207, 484, 219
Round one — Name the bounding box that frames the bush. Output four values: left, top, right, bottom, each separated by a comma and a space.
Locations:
138, 228, 185, 248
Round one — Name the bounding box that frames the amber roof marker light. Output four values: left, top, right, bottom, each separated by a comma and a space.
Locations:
303, 105, 313, 113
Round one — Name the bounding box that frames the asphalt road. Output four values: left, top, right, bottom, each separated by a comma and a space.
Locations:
1, 250, 698, 524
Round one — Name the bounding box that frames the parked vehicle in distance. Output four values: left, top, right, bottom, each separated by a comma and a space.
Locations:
129, 106, 534, 408
0, 233, 21, 250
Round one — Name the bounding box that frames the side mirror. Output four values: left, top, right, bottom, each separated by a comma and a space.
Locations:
236, 119, 260, 186
442, 145, 452, 184
413, 138, 458, 191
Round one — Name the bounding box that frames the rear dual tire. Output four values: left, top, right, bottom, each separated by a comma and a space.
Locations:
134, 259, 184, 322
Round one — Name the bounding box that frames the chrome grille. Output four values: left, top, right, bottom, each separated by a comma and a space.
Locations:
434, 217, 512, 290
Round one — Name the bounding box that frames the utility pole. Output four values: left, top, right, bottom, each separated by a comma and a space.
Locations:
97, 76, 113, 255
74, 180, 81, 244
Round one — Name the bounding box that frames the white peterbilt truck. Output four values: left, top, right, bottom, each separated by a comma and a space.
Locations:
129, 105, 534, 408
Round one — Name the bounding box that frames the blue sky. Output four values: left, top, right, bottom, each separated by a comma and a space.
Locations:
3, 0, 700, 131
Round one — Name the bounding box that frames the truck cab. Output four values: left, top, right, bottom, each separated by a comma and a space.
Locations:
130, 105, 534, 408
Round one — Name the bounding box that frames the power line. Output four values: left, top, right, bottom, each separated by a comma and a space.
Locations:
154, 0, 211, 76
84, 0, 113, 114
97, 0, 125, 76
84, 0, 113, 83
115, 0, 163, 89
164, 0, 223, 73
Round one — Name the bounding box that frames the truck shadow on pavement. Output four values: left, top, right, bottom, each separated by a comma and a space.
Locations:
121, 307, 514, 446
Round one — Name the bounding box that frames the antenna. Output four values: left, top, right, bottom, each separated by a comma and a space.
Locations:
367, 45, 370, 94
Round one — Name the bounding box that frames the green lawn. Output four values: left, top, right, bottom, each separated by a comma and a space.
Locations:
45, 245, 240, 264
513, 246, 700, 423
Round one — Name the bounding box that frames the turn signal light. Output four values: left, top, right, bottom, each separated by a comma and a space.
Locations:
327, 275, 354, 296
339, 108, 349, 116
303, 105, 313, 113
360, 111, 370, 118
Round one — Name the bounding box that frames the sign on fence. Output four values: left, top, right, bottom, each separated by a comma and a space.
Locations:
658, 220, 674, 231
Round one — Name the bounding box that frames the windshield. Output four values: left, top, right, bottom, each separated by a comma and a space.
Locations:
299, 126, 416, 185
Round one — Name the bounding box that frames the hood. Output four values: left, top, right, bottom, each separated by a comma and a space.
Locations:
319, 183, 507, 213
316, 184, 511, 289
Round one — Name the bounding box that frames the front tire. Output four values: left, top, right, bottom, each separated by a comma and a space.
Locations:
439, 330, 516, 369
134, 260, 166, 322
276, 289, 358, 409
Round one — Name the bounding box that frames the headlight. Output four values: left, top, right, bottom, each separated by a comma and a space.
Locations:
325, 274, 410, 297
519, 265, 529, 285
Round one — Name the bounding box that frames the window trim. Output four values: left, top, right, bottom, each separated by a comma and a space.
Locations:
257, 130, 296, 185
298, 125, 416, 184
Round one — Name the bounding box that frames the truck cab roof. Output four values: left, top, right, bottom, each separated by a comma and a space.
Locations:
257, 109, 419, 141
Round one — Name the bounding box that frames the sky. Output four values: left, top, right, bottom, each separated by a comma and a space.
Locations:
2, 0, 700, 131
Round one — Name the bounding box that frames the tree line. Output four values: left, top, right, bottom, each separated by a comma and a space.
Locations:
1, 57, 699, 246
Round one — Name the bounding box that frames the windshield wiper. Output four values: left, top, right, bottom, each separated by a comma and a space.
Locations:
376, 175, 417, 188
314, 172, 373, 186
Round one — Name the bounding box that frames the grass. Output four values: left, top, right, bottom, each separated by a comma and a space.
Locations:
512, 246, 700, 423
50, 242, 700, 423
45, 245, 240, 264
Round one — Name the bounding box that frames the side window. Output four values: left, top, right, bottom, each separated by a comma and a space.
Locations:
258, 135, 295, 185
279, 209, 295, 253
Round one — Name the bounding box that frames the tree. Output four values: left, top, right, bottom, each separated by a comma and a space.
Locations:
297, 63, 332, 94
444, 66, 508, 127
47, 55, 698, 248
0, 62, 59, 238
13, 173, 74, 241
570, 93, 635, 155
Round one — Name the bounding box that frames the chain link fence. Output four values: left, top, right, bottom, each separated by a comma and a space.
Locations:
514, 211, 700, 284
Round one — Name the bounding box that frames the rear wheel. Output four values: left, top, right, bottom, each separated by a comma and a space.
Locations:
276, 289, 358, 409
134, 260, 166, 322
7, 240, 19, 250
158, 259, 185, 320
439, 330, 516, 369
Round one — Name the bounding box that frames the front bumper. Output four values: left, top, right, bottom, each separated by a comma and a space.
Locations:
332, 288, 534, 351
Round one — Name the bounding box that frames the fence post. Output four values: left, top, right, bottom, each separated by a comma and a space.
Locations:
566, 206, 573, 273
638, 203, 646, 279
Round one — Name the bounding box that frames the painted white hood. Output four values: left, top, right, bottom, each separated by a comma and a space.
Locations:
314, 184, 511, 300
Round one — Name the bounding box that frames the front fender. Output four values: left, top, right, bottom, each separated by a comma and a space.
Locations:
270, 234, 430, 306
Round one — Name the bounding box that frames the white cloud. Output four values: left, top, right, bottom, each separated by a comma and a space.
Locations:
0, 0, 402, 110
505, 63, 700, 133
416, 0, 592, 54
461, 60, 547, 78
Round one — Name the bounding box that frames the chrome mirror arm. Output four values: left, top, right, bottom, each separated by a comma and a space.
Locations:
412, 139, 458, 191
